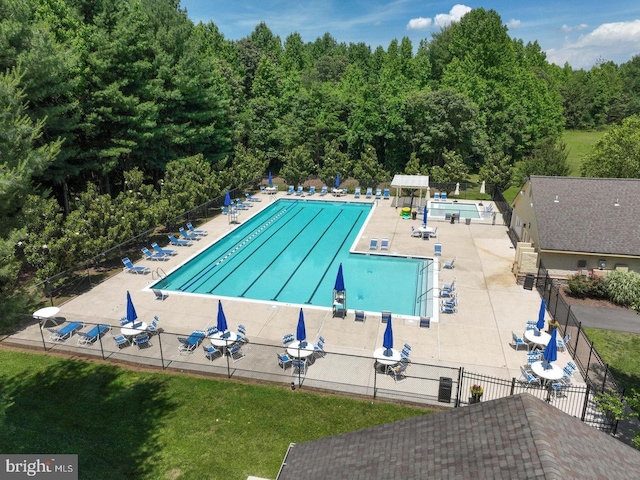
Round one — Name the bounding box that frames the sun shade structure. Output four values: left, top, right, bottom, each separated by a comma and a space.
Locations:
390, 175, 430, 206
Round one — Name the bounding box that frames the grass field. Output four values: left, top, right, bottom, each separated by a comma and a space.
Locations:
0, 350, 432, 479
562, 129, 608, 176
584, 328, 640, 396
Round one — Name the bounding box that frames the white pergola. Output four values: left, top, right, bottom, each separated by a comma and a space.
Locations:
390, 175, 430, 207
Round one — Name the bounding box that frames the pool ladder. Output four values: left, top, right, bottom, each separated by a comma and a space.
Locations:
152, 267, 167, 281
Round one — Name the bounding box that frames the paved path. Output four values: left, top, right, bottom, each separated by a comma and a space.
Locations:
570, 305, 640, 334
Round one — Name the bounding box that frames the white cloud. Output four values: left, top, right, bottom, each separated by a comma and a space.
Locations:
561, 23, 588, 33
407, 17, 432, 30
434, 4, 472, 28
546, 19, 640, 69
507, 19, 521, 29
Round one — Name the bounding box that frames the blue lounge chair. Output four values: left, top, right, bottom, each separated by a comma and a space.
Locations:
365, 187, 373, 198
434, 192, 441, 201
77, 324, 111, 346
204, 344, 223, 361
381, 311, 392, 324
440, 303, 456, 314
151, 242, 177, 256
380, 238, 389, 251
369, 238, 378, 250
308, 186, 316, 195
147, 316, 161, 334
178, 331, 205, 353
354, 187, 361, 198
375, 188, 382, 199
354, 310, 366, 322
434, 243, 442, 256
245, 193, 262, 202
441, 192, 447, 201
179, 227, 199, 241
286, 185, 294, 195
141, 247, 168, 261
48, 321, 84, 342
221, 206, 237, 216
442, 278, 456, 293
295, 186, 303, 196
122, 257, 151, 274
383, 188, 390, 200
319, 186, 327, 196
234, 199, 251, 209
168, 234, 192, 247
443, 257, 456, 269
187, 222, 208, 236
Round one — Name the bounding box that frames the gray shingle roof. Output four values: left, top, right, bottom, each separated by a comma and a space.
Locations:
277, 394, 640, 480
530, 176, 640, 256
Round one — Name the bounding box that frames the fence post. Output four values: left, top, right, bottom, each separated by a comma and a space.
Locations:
373, 367, 377, 400
158, 333, 165, 369
585, 335, 593, 385
602, 363, 609, 393
581, 383, 591, 421
510, 377, 516, 396
455, 367, 464, 407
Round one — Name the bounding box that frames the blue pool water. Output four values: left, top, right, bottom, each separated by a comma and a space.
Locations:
154, 199, 433, 316
429, 201, 481, 219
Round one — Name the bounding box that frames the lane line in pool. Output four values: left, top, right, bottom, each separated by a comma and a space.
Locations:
271, 209, 345, 302
304, 210, 364, 304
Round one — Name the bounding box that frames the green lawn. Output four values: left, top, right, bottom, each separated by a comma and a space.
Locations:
584, 328, 640, 395
0, 350, 432, 479
562, 129, 608, 176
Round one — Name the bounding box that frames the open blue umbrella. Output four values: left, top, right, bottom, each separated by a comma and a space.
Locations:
224, 190, 232, 207
217, 300, 229, 338
543, 328, 558, 369
296, 308, 307, 348
335, 173, 341, 188
268, 171, 273, 186
334, 263, 345, 292
423, 206, 428, 227
536, 299, 546, 332
382, 317, 393, 357
126, 291, 137, 323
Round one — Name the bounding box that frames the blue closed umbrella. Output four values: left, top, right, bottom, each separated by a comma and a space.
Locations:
126, 291, 137, 323
334, 263, 345, 292
423, 206, 428, 227
543, 328, 558, 369
296, 308, 307, 348
335, 173, 341, 188
382, 317, 393, 357
536, 299, 546, 332
217, 300, 229, 338
224, 190, 232, 207
268, 171, 273, 186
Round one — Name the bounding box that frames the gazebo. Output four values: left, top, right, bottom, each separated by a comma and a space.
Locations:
389, 175, 430, 208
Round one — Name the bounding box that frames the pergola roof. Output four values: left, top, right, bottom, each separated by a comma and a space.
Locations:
390, 174, 429, 189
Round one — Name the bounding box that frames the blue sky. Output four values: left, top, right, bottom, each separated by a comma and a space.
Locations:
179, 1, 640, 70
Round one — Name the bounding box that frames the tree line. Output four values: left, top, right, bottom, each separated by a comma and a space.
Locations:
1, 0, 639, 321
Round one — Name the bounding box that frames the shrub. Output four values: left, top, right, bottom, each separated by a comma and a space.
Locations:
605, 270, 640, 306
565, 274, 591, 298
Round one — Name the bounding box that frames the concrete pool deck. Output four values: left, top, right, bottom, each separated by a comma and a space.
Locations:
7, 189, 577, 385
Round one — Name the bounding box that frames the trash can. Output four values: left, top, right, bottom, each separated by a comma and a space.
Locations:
450, 213, 456, 224
411, 211, 417, 220
465, 217, 471, 225
523, 273, 535, 290
438, 377, 452, 403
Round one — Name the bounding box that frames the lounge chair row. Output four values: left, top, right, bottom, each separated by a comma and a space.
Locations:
283, 185, 392, 200
369, 237, 390, 251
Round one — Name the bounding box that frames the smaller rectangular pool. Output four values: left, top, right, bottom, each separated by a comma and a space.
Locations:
428, 201, 481, 219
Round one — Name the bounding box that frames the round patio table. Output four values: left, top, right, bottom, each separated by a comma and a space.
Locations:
287, 340, 315, 359
524, 329, 551, 350
209, 331, 239, 347
121, 321, 148, 337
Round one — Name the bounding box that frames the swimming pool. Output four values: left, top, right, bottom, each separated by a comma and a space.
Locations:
428, 201, 481, 219
153, 199, 434, 316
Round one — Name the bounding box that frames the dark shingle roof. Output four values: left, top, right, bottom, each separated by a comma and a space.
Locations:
530, 176, 640, 256
277, 394, 640, 480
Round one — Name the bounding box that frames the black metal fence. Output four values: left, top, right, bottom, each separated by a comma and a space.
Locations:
6, 317, 617, 433
535, 263, 625, 397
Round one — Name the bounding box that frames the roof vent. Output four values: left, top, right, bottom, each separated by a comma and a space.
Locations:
554, 195, 559, 203
614, 198, 620, 207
